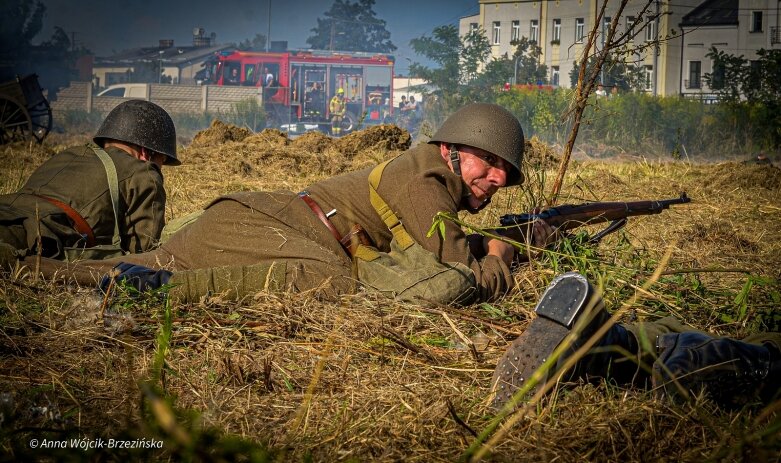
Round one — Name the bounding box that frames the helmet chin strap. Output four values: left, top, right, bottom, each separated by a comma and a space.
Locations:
450, 144, 491, 213
449, 145, 462, 177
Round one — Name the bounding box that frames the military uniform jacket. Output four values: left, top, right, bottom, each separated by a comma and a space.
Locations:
0, 145, 165, 257
307, 143, 513, 301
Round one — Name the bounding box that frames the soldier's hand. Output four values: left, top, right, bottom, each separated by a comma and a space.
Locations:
100, 262, 172, 294
529, 218, 557, 249
486, 237, 516, 267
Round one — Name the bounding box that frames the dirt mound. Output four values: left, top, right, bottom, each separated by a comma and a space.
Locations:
334, 124, 411, 158
291, 131, 333, 153
705, 162, 781, 190
191, 120, 253, 146
243, 128, 290, 147
684, 219, 759, 253
524, 136, 560, 168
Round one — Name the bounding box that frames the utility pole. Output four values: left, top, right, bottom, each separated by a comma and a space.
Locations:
266, 0, 272, 52
653, 0, 660, 96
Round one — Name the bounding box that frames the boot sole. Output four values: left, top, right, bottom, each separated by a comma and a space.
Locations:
490, 316, 570, 409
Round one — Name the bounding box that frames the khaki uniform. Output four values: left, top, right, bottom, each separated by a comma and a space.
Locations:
0, 145, 165, 258
69, 144, 512, 302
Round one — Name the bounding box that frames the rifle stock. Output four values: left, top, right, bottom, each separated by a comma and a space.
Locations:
495, 192, 691, 244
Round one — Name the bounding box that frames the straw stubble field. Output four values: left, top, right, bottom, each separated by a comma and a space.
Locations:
1, 122, 780, 461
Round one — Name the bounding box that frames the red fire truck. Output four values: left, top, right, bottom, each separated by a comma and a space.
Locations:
213, 50, 395, 134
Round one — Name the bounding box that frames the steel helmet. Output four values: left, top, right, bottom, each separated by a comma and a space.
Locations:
429, 103, 524, 186
94, 100, 179, 166
337, 88, 345, 95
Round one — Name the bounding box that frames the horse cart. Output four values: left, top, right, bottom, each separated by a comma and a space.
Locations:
0, 74, 53, 145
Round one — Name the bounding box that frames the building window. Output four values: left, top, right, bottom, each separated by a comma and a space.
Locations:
644, 65, 653, 91
602, 16, 611, 44
575, 18, 585, 43
469, 22, 478, 32
552, 18, 561, 42
626, 16, 636, 33
711, 61, 725, 89
688, 61, 701, 89
645, 16, 656, 41
530, 20, 539, 43
552, 66, 560, 86
751, 12, 763, 32
511, 20, 520, 42
493, 21, 501, 45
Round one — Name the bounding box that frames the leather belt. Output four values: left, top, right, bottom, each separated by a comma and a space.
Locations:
32, 194, 96, 247
298, 191, 343, 243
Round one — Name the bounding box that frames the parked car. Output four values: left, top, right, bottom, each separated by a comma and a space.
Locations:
96, 84, 148, 98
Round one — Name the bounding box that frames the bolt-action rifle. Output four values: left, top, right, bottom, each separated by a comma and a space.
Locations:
493, 192, 692, 246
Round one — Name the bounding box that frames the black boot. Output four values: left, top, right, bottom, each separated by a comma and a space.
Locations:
653, 332, 781, 408
491, 272, 642, 409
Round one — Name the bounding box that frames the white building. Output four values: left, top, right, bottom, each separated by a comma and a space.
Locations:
680, 0, 780, 99
460, 0, 780, 96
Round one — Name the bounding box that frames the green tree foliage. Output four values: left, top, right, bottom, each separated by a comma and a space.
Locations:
569, 53, 644, 91
705, 47, 781, 104
410, 26, 494, 110
236, 33, 267, 51
0, 0, 45, 56
495, 87, 777, 154
704, 47, 746, 102
509, 37, 548, 85
306, 0, 395, 53
0, 0, 91, 94
704, 47, 781, 148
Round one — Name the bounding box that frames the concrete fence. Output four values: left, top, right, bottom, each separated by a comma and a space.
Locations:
51, 82, 263, 115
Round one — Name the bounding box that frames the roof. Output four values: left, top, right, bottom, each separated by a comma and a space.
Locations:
680, 0, 738, 27
95, 44, 232, 66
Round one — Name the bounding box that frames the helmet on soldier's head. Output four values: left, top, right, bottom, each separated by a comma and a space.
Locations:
94, 100, 179, 166
429, 103, 524, 186
337, 88, 345, 95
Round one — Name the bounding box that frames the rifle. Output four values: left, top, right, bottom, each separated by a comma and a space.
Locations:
492, 192, 691, 247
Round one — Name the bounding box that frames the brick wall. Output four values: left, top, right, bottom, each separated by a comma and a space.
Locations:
51, 82, 91, 112
206, 86, 262, 113
50, 82, 263, 116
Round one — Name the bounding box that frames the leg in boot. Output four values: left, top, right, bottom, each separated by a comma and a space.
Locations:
490, 272, 640, 409
653, 332, 781, 408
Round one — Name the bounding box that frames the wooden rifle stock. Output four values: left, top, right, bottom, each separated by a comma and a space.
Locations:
495, 192, 691, 244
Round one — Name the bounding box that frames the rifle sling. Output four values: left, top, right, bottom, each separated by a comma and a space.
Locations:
89, 143, 122, 248
32, 194, 96, 247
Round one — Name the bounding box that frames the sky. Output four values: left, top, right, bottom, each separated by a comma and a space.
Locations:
37, 0, 479, 74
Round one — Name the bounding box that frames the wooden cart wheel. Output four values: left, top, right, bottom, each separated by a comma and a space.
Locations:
27, 97, 52, 143
0, 96, 32, 144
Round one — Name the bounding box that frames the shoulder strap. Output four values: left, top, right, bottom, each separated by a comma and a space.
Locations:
367, 158, 415, 250
88, 143, 122, 247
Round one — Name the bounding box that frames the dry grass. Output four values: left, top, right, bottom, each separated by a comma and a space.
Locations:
1, 123, 780, 461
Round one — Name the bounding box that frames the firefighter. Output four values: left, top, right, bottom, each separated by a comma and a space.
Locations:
330, 88, 347, 136
0, 100, 179, 264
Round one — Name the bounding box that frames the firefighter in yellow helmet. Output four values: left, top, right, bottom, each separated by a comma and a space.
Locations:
329, 88, 347, 136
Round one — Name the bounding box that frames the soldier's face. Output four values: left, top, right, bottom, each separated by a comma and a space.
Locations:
440, 144, 509, 210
